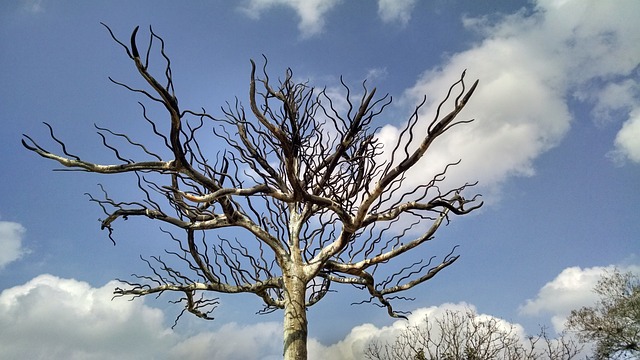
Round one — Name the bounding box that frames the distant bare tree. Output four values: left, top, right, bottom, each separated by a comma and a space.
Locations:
23, 25, 482, 360
566, 269, 640, 359
365, 308, 582, 360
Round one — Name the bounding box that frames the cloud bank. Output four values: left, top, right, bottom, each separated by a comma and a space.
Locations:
0, 275, 174, 359
0, 275, 290, 359
0, 276, 505, 360
9, 266, 635, 359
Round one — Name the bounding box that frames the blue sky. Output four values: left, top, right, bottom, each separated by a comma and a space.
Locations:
1, 0, 639, 358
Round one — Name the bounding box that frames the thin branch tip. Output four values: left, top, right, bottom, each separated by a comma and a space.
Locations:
131, 26, 140, 58
20, 137, 35, 151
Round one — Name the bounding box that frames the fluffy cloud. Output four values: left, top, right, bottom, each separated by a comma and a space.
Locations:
376, 0, 640, 199
0, 221, 27, 269
236, 0, 640, 198
5, 265, 636, 359
377, 0, 417, 26
0, 276, 534, 359
5, 276, 470, 360
612, 109, 640, 164
308, 302, 531, 359
169, 322, 283, 360
312, 263, 640, 358
519, 264, 640, 331
240, 0, 341, 38
0, 274, 175, 359
590, 80, 640, 125
310, 302, 469, 359
0, 274, 292, 359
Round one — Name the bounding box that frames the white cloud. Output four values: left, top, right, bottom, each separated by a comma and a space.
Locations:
309, 302, 477, 359
612, 108, 640, 164
168, 265, 640, 358
240, 0, 341, 38
240, 0, 420, 37
590, 80, 640, 125
377, 0, 417, 26
5, 266, 632, 359
307, 302, 579, 359
311, 264, 640, 358
0, 275, 531, 360
378, 0, 640, 200
0, 274, 175, 359
168, 322, 283, 360
519, 264, 640, 332
0, 221, 27, 269
0, 275, 286, 359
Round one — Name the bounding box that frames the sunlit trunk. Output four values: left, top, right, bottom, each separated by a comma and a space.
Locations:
282, 271, 308, 360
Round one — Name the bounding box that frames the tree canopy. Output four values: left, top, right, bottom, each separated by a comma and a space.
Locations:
566, 269, 640, 359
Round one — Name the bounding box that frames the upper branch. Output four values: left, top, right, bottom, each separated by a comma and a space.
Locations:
356, 72, 479, 226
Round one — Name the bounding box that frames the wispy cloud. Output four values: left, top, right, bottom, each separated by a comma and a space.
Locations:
240, 0, 341, 39
239, 0, 420, 38
377, 0, 417, 26
0, 221, 26, 269
21, 0, 45, 13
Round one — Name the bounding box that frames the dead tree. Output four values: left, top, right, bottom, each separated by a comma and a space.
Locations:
23, 25, 482, 360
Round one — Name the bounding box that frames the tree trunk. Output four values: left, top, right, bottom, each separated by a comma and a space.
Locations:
283, 271, 308, 360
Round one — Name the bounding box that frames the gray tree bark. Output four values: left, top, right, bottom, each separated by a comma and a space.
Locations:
282, 267, 309, 359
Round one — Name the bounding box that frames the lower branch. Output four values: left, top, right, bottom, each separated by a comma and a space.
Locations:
322, 246, 460, 319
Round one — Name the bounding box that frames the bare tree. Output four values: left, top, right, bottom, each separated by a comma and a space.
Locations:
364, 308, 583, 360
566, 269, 640, 359
22, 25, 482, 360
